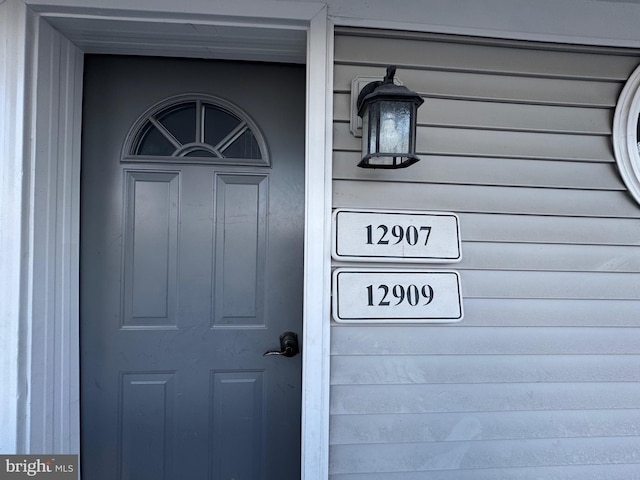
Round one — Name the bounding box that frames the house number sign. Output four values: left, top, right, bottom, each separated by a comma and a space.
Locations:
332, 269, 463, 323
332, 208, 461, 262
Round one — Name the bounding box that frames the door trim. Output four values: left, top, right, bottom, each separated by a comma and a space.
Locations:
18, 2, 331, 478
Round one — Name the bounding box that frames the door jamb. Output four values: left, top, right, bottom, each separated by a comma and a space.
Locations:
19, 2, 331, 479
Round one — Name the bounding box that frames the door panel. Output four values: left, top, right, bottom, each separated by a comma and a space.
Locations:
80, 56, 305, 479
123, 170, 179, 327
214, 173, 268, 327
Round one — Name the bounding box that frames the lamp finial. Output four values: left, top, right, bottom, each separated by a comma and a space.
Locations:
384, 65, 397, 84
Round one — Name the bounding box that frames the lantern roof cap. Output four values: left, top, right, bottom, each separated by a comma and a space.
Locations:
356, 66, 424, 117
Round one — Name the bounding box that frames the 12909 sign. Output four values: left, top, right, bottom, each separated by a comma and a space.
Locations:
333, 269, 463, 323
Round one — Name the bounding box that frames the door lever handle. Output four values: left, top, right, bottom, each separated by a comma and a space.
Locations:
263, 331, 299, 357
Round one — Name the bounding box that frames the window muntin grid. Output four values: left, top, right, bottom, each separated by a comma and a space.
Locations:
123, 95, 268, 166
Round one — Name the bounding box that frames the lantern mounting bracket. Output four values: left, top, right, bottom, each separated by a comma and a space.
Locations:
350, 73, 404, 138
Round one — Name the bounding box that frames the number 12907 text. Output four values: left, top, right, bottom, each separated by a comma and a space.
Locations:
365, 225, 431, 246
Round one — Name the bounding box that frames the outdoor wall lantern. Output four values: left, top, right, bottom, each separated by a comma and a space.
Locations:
356, 65, 424, 169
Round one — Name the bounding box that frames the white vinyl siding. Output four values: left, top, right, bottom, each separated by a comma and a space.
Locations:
330, 27, 640, 478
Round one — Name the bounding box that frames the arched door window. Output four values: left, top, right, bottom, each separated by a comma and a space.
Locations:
122, 94, 269, 166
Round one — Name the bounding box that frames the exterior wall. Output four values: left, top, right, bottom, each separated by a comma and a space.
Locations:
330, 27, 640, 478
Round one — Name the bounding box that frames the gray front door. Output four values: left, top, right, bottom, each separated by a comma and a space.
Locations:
80, 56, 305, 479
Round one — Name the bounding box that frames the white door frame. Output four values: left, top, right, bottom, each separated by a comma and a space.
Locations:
7, 1, 331, 478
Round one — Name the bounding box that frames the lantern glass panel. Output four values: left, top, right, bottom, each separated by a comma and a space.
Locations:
361, 105, 374, 158
378, 100, 411, 154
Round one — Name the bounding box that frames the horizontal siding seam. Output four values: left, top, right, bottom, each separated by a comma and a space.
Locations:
456, 212, 640, 220
329, 324, 640, 330
331, 203, 640, 220
333, 178, 626, 193
333, 59, 633, 83
457, 265, 640, 273
328, 463, 640, 477
461, 239, 635, 246
330, 359, 640, 365
421, 94, 618, 110
422, 126, 611, 138
331, 352, 640, 356
334, 27, 640, 56
329, 380, 640, 387
333, 118, 614, 137
334, 87, 620, 108
329, 315, 640, 322
330, 407, 640, 416
329, 324, 640, 329
461, 296, 638, 301
332, 149, 616, 163
332, 157, 616, 168
331, 263, 640, 274
328, 434, 640, 447
329, 407, 640, 417
461, 296, 639, 301
416, 96, 616, 111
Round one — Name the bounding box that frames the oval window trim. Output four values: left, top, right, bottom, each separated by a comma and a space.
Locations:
613, 63, 640, 205
121, 93, 270, 167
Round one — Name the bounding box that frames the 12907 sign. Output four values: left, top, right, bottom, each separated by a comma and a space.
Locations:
333, 209, 461, 262
333, 269, 463, 323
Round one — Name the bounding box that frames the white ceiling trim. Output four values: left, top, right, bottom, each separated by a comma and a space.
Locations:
37, 2, 318, 63
45, 16, 308, 63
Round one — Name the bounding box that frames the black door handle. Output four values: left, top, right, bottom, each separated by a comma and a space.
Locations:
263, 332, 299, 357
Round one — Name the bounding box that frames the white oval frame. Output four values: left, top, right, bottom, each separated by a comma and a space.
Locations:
613, 63, 640, 205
